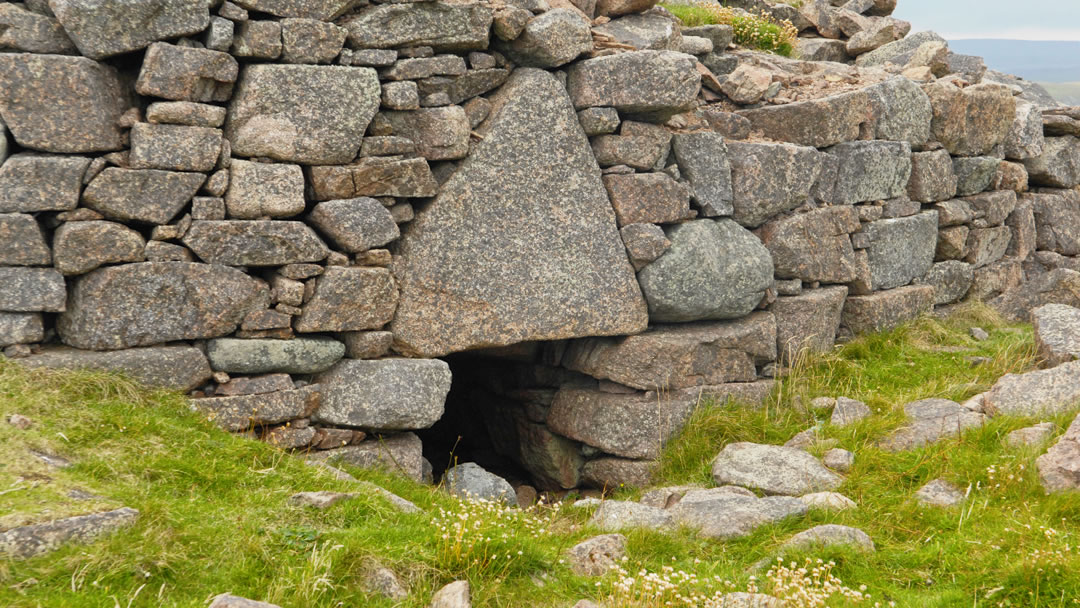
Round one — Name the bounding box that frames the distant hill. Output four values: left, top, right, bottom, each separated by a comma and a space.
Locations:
948, 39, 1080, 83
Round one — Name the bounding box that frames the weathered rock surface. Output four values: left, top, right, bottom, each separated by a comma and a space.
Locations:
924, 81, 1016, 157
0, 267, 66, 312
842, 284, 935, 334
295, 267, 398, 333
860, 212, 938, 290
760, 207, 860, 283
1006, 422, 1056, 447
444, 462, 516, 505
567, 534, 626, 576
0, 54, 128, 153
918, 260, 974, 305
984, 360, 1080, 417
498, 9, 592, 68
136, 42, 238, 103
828, 141, 912, 205
52, 221, 145, 275
771, 286, 848, 364
192, 386, 321, 432
800, 491, 857, 511
58, 263, 269, 350
737, 89, 871, 149
561, 313, 776, 390
670, 132, 732, 217
313, 359, 451, 431
1025, 136, 1080, 189
306, 432, 425, 482
341, 2, 492, 51
907, 149, 958, 203
20, 345, 211, 391
0, 213, 50, 266
0, 4, 77, 54
0, 312, 44, 347
710, 442, 843, 496
914, 479, 965, 506
566, 50, 700, 121
990, 269, 1080, 322
638, 219, 773, 322
547, 388, 696, 460
1036, 413, 1080, 493
781, 524, 874, 553
1032, 303, 1080, 366
50, 0, 208, 59
206, 337, 344, 375
232, 0, 359, 20
0, 507, 138, 559
391, 69, 646, 357
879, 398, 985, 451
731, 143, 825, 226
669, 491, 807, 540
225, 160, 305, 219
83, 168, 205, 225
183, 221, 329, 266
226, 64, 380, 164
588, 500, 672, 531
0, 154, 90, 213
602, 172, 690, 226
308, 198, 399, 253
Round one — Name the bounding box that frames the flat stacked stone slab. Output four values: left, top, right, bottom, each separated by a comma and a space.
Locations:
20, 345, 212, 391
313, 359, 452, 431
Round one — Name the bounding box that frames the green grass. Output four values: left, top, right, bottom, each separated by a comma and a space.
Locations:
662, 2, 798, 57
3, 303, 1080, 607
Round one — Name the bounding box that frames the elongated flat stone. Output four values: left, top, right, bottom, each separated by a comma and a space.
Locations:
20, 345, 212, 391
183, 221, 329, 266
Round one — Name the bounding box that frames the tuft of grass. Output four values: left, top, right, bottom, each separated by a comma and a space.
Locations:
662, 1, 799, 57
3, 302, 1080, 607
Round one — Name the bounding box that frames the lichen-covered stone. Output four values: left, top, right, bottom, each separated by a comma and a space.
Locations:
0, 214, 50, 266
225, 160, 306, 219
0, 312, 44, 347
638, 219, 773, 322
129, 123, 222, 173
924, 80, 1016, 157
865, 76, 932, 145
146, 102, 227, 128
83, 168, 204, 224
710, 442, 843, 496
0, 54, 129, 153
842, 284, 935, 334
226, 64, 380, 165
183, 221, 329, 266
58, 262, 270, 350
918, 260, 973, 305
1005, 101, 1045, 161
206, 337, 345, 375
561, 312, 776, 390
1033, 303, 1080, 367
727, 142, 824, 227
952, 156, 999, 197
308, 198, 399, 253
20, 345, 212, 391
760, 207, 861, 283
859, 212, 938, 290
497, 9, 592, 68
0, 268, 66, 312
828, 141, 912, 205
53, 221, 145, 276
340, 2, 493, 51
771, 286, 848, 364
444, 462, 516, 504
192, 385, 321, 432
738, 89, 871, 149
0, 507, 138, 559
313, 359, 451, 431
602, 173, 690, 226
0, 154, 90, 213
566, 50, 700, 121
1024, 136, 1080, 189
49, 0, 208, 59
281, 18, 348, 64
379, 106, 470, 161
907, 149, 957, 203
309, 158, 439, 199
136, 42, 238, 103
232, 0, 360, 20
392, 69, 646, 357
879, 398, 985, 451
0, 3, 77, 54
670, 132, 732, 217
295, 266, 398, 333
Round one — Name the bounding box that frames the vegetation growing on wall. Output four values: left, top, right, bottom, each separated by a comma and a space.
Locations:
663, 1, 800, 57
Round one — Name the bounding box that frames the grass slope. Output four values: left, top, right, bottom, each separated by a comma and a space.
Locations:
2, 303, 1080, 607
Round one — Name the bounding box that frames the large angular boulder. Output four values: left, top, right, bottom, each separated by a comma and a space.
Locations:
19, 345, 212, 391
49, 0, 209, 59
547, 387, 697, 460
313, 359, 451, 431
593, 12, 680, 51
565, 51, 700, 121
726, 142, 824, 228
0, 4, 77, 55
444, 462, 517, 505
1033, 303, 1080, 367
771, 286, 848, 364
340, 2, 493, 51
182, 221, 329, 266
225, 64, 380, 165
924, 81, 1016, 157
0, 54, 129, 153
828, 141, 912, 205
58, 263, 270, 350
859, 211, 938, 290
984, 360, 1080, 417
637, 219, 773, 322
561, 312, 776, 390
842, 284, 935, 334
737, 89, 871, 149
206, 337, 345, 375
760, 207, 860, 283
391, 69, 646, 357
855, 30, 946, 67
710, 442, 843, 496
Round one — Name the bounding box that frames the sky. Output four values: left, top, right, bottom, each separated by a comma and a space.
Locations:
892, 0, 1080, 41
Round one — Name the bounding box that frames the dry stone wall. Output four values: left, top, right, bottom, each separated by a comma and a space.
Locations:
1, 0, 1079, 490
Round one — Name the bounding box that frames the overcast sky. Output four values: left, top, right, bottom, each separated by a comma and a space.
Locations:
892, 0, 1080, 40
